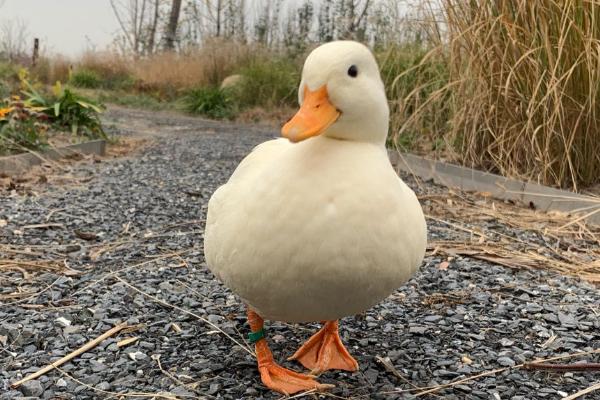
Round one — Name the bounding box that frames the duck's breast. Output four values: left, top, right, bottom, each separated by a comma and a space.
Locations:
204, 138, 427, 322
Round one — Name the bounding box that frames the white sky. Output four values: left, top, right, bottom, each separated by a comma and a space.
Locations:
0, 0, 120, 58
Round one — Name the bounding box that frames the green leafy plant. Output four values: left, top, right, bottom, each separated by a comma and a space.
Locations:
21, 79, 107, 139
0, 96, 50, 155
181, 86, 234, 119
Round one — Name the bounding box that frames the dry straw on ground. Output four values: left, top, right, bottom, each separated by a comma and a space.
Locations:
421, 187, 600, 283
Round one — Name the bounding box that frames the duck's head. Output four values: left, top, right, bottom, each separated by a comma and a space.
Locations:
282, 41, 389, 144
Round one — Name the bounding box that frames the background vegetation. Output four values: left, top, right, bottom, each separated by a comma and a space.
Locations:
1, 0, 599, 190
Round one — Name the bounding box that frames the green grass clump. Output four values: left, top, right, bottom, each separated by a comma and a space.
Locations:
71, 68, 135, 90
234, 59, 299, 109
97, 91, 166, 110
181, 87, 234, 119
70, 69, 102, 89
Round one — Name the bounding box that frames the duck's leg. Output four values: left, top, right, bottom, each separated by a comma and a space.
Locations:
246, 308, 333, 395
288, 320, 359, 374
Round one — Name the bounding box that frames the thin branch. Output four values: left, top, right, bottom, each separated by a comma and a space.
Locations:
115, 276, 254, 357
11, 322, 128, 388
110, 0, 136, 50
563, 382, 600, 400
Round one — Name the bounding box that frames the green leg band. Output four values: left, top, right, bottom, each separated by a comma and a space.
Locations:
248, 328, 265, 343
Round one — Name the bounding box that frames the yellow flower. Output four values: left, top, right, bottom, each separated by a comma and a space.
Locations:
0, 107, 14, 118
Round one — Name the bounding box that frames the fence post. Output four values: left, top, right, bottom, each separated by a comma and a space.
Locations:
32, 38, 39, 67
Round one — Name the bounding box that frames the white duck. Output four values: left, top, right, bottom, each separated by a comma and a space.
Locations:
204, 40, 427, 395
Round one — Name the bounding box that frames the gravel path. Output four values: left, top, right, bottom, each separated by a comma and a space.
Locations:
1, 107, 599, 400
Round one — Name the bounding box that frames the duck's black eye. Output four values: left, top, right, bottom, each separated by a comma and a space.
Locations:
347, 65, 358, 78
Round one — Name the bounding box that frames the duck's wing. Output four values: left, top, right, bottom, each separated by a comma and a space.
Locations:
204, 138, 291, 271
227, 138, 291, 184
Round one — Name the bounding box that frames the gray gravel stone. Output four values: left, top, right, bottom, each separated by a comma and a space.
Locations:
19, 380, 44, 397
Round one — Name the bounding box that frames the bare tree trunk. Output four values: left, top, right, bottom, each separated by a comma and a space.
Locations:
239, 0, 246, 42
165, 0, 182, 50
216, 0, 222, 37
350, 0, 370, 34
136, 0, 148, 53
146, 0, 160, 54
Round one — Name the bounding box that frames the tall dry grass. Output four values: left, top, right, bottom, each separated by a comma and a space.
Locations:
30, 55, 72, 84
398, 0, 600, 190
130, 40, 264, 97
78, 52, 132, 83
62, 39, 270, 100
380, 44, 451, 152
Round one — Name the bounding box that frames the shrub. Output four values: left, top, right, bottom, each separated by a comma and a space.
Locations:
181, 87, 234, 119
70, 69, 102, 88
234, 59, 300, 109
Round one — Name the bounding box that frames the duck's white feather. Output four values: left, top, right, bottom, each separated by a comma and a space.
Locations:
204, 136, 426, 322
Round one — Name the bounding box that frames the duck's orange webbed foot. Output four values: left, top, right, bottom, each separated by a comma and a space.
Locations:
289, 320, 359, 374
257, 352, 333, 395
247, 308, 334, 395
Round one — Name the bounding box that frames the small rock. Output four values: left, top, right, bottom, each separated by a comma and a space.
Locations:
207, 383, 221, 395
497, 356, 516, 367
455, 384, 472, 392
55, 317, 71, 327
558, 312, 577, 326
20, 380, 44, 397
128, 351, 147, 361
423, 315, 443, 323
207, 314, 222, 323
409, 326, 427, 335
0, 392, 23, 400
90, 360, 107, 372
461, 355, 473, 364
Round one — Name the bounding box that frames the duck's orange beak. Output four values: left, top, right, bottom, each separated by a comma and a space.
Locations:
282, 85, 340, 143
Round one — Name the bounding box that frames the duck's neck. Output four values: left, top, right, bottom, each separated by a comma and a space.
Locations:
322, 106, 389, 145
323, 125, 388, 146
